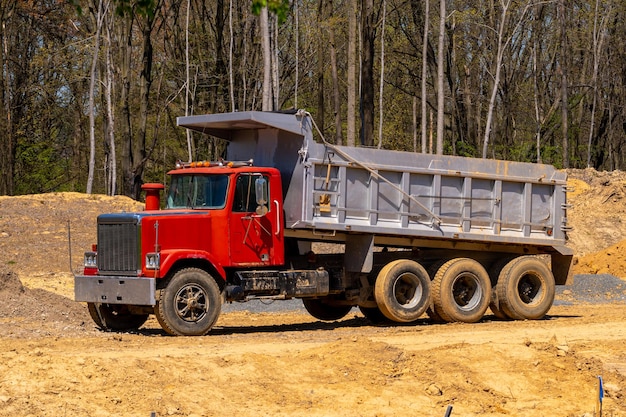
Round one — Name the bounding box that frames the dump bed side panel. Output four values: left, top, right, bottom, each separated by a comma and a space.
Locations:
297, 143, 568, 248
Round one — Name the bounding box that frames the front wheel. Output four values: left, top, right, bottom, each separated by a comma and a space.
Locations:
374, 259, 431, 323
302, 298, 353, 321
87, 303, 149, 331
155, 268, 222, 336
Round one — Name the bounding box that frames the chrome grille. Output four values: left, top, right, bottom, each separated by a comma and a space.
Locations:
97, 215, 140, 275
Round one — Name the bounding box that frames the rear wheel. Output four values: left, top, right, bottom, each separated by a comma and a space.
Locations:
488, 258, 515, 320
432, 258, 491, 323
374, 259, 430, 323
496, 257, 555, 320
488, 289, 509, 320
155, 268, 222, 336
426, 261, 448, 323
302, 298, 353, 321
87, 303, 148, 331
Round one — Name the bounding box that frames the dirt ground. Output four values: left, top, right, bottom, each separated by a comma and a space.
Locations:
2, 170, 626, 416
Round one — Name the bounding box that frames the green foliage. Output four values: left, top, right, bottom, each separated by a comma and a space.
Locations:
252, 0, 290, 24
454, 140, 478, 159
14, 139, 71, 195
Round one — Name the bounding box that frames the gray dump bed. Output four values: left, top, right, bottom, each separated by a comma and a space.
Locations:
178, 111, 570, 254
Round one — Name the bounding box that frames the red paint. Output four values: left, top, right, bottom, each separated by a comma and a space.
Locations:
131, 166, 284, 281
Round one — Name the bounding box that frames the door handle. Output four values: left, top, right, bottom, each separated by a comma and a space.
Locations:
274, 200, 281, 236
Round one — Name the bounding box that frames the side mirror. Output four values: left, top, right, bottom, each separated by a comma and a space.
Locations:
255, 177, 269, 215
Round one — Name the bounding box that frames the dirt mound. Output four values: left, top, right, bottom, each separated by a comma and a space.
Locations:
566, 169, 626, 277
0, 192, 143, 338
0, 269, 95, 338
0, 270, 23, 293
0, 192, 144, 276
574, 241, 626, 278
566, 168, 626, 256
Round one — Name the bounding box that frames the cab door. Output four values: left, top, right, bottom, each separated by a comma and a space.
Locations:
229, 171, 284, 266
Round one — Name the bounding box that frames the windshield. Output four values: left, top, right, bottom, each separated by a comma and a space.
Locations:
166, 175, 229, 209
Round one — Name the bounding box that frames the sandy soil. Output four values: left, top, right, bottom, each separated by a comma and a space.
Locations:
1, 170, 626, 417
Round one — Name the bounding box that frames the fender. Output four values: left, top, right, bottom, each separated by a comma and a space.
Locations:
155, 249, 227, 282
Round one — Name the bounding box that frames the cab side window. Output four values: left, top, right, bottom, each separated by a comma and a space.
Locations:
233, 174, 267, 213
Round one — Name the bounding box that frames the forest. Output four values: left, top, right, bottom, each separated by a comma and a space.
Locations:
0, 0, 623, 198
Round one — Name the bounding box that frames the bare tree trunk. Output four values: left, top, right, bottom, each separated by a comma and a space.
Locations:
533, 31, 541, 164
413, 95, 418, 152
586, 0, 609, 168
346, 0, 357, 147
104, 2, 116, 195
317, 0, 326, 135
429, 109, 434, 154
228, 0, 235, 111
481, 0, 507, 158
329, 1, 343, 145
421, 0, 429, 154
132, 13, 155, 200
87, 0, 105, 194
120, 10, 133, 196
436, 0, 445, 155
0, 1, 17, 195
242, 8, 251, 110
294, 0, 299, 108
211, 0, 227, 113
260, 6, 272, 111
558, 0, 569, 168
272, 16, 279, 110
185, 0, 193, 161
360, 0, 376, 147
377, 0, 386, 149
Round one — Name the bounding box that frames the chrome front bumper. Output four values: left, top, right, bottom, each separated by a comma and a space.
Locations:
74, 275, 156, 305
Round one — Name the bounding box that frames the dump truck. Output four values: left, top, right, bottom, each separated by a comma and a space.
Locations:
74, 109, 573, 336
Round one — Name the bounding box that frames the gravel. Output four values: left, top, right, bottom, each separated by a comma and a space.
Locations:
555, 274, 626, 305
222, 298, 306, 313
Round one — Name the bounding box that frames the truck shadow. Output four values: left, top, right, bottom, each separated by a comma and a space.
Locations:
132, 313, 581, 337
209, 317, 434, 336
132, 316, 435, 337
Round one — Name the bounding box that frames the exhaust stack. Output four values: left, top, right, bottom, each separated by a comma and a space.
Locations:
142, 183, 165, 210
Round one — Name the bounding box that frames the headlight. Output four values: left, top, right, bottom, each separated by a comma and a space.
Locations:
84, 251, 97, 268
145, 253, 160, 270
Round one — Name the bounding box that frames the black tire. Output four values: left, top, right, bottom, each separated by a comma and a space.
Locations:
426, 260, 448, 323
155, 268, 222, 336
358, 305, 390, 324
488, 258, 515, 320
302, 298, 353, 321
432, 258, 491, 323
488, 288, 509, 320
374, 259, 431, 323
87, 303, 149, 331
496, 257, 555, 320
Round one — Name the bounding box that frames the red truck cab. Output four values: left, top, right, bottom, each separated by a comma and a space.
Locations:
143, 162, 285, 279
75, 160, 288, 335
